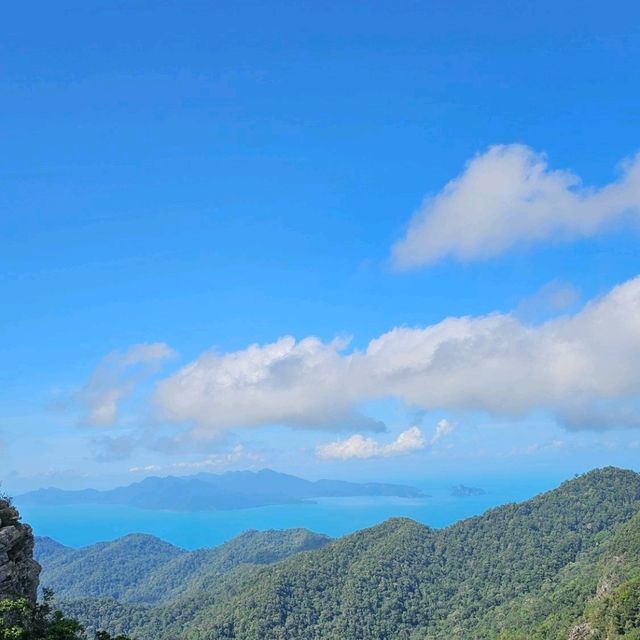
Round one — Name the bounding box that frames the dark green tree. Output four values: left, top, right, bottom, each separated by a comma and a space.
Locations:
0, 591, 130, 640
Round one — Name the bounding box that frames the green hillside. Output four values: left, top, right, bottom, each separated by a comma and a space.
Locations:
37, 534, 185, 601
35, 468, 640, 640
37, 529, 331, 638
37, 528, 330, 604
190, 467, 640, 640
470, 509, 640, 639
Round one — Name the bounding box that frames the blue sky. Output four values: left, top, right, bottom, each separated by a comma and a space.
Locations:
2, 0, 640, 492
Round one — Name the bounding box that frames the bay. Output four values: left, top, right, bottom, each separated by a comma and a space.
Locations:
16, 474, 564, 549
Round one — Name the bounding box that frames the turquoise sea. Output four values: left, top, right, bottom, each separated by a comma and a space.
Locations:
16, 474, 566, 549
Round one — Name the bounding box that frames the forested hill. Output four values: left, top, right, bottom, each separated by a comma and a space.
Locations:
189, 467, 640, 640
39, 467, 640, 640
36, 528, 330, 604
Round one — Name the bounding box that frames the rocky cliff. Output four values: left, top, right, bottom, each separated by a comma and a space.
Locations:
0, 498, 40, 603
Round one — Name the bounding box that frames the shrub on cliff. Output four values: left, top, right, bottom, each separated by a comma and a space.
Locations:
0, 484, 12, 507
0, 590, 129, 640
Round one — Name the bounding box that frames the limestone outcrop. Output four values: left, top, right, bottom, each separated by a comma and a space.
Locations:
567, 623, 593, 640
0, 498, 41, 603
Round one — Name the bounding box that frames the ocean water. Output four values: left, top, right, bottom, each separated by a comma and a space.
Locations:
17, 475, 564, 549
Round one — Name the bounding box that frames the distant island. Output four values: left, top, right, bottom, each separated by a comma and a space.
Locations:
450, 484, 486, 497
16, 469, 425, 512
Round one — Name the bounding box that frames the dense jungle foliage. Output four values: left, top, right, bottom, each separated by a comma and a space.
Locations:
36, 468, 640, 639
0, 591, 129, 640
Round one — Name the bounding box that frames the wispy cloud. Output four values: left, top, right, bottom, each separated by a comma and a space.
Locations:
169, 445, 259, 470
154, 275, 640, 434
503, 439, 566, 458
515, 280, 581, 323
392, 144, 640, 268
92, 435, 138, 461
430, 418, 454, 444
316, 419, 453, 460
128, 464, 162, 474
128, 445, 258, 473
79, 343, 175, 427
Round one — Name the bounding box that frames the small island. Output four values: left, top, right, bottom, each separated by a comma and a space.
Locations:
450, 484, 486, 497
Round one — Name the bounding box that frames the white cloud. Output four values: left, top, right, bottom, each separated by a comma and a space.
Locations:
80, 342, 175, 427
430, 419, 454, 444
170, 445, 259, 470
316, 426, 426, 460
155, 275, 640, 434
316, 419, 454, 460
392, 145, 640, 268
128, 445, 258, 473
129, 464, 162, 474
155, 336, 383, 437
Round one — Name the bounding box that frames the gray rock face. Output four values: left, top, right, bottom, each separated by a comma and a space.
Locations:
567, 622, 593, 640
0, 499, 41, 603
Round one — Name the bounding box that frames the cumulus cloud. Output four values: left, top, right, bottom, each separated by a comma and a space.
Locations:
155, 336, 384, 437
79, 343, 175, 427
392, 145, 640, 268
316, 419, 454, 460
154, 276, 640, 434
361, 278, 640, 430
316, 426, 426, 460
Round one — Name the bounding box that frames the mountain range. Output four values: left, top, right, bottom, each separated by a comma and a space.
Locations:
34, 467, 640, 639
36, 528, 330, 605
18, 469, 424, 512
